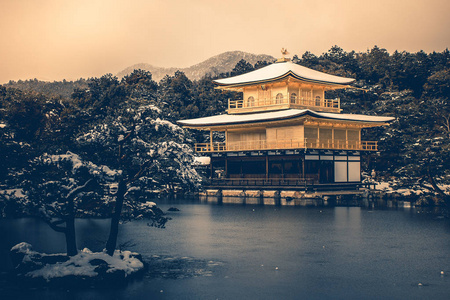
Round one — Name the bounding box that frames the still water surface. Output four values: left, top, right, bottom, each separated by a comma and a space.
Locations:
1, 202, 450, 300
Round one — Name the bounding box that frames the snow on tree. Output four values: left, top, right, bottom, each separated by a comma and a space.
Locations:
75, 103, 200, 255
9, 150, 169, 256
76, 103, 202, 196
22, 151, 119, 256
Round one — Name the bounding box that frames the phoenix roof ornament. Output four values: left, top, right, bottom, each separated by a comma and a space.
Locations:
277, 48, 290, 62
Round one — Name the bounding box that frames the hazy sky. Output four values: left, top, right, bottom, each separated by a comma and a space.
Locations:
1, 0, 449, 83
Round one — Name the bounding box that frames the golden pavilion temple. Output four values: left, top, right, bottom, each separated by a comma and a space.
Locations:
178, 54, 394, 190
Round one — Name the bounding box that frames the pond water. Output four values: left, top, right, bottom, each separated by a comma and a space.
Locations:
1, 201, 450, 300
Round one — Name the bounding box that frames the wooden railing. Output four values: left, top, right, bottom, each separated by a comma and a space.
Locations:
291, 97, 340, 109
195, 138, 378, 152
228, 93, 340, 112
205, 178, 367, 190
229, 96, 289, 109
208, 177, 316, 187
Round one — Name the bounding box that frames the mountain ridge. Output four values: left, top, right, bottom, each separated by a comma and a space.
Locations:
116, 51, 275, 82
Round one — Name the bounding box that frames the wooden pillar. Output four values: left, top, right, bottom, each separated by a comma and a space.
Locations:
332, 126, 335, 149
317, 126, 320, 148
210, 130, 213, 152
299, 86, 302, 103
301, 157, 305, 178
225, 157, 228, 178
345, 127, 348, 149
298, 85, 301, 104
210, 158, 213, 179
265, 156, 269, 180
217, 189, 223, 205
322, 87, 325, 106
359, 128, 361, 150
317, 161, 321, 183
285, 81, 289, 104
239, 159, 243, 178
225, 129, 228, 151
274, 190, 281, 206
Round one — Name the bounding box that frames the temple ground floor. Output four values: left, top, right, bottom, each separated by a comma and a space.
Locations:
205, 149, 363, 190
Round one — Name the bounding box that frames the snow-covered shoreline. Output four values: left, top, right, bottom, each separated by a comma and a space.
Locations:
9, 242, 145, 287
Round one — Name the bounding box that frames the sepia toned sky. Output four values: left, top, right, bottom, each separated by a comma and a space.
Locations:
1, 0, 449, 83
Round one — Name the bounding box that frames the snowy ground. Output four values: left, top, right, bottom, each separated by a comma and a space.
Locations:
10, 242, 144, 284
370, 180, 450, 197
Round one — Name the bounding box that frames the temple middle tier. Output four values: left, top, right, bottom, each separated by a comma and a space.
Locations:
195, 139, 378, 152
179, 109, 393, 154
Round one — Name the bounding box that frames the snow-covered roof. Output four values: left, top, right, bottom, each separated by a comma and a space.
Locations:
178, 109, 395, 128
214, 61, 355, 87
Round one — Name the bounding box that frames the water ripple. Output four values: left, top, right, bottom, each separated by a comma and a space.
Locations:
144, 255, 224, 279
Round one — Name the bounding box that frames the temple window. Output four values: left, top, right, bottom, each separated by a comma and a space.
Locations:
347, 130, 360, 148
247, 96, 255, 107
319, 128, 332, 142
304, 127, 318, 141
290, 93, 297, 104
315, 96, 321, 106
276, 93, 284, 104
347, 130, 360, 141
334, 129, 346, 141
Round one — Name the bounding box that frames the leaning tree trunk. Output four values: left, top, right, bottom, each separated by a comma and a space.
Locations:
65, 189, 78, 256
427, 166, 450, 208
105, 179, 127, 256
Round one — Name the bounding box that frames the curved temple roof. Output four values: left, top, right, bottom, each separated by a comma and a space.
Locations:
178, 109, 395, 128
214, 61, 356, 87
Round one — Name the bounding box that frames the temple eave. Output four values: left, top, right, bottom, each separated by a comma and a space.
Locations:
178, 113, 394, 130
214, 74, 354, 91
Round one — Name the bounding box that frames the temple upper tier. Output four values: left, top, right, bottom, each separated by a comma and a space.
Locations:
214, 60, 356, 114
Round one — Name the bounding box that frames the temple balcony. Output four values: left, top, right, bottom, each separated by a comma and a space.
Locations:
195, 138, 378, 152
227, 93, 341, 114
204, 178, 366, 191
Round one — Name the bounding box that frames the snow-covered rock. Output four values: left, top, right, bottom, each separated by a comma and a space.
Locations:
10, 242, 145, 286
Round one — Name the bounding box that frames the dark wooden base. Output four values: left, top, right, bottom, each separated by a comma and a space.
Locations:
204, 178, 366, 192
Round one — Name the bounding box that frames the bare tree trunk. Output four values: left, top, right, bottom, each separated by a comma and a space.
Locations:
105, 179, 127, 256
65, 187, 78, 256
65, 217, 77, 256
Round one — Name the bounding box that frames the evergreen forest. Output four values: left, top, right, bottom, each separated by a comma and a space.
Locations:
1, 45, 449, 216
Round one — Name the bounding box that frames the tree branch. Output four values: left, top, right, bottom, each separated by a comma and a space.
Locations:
417, 182, 438, 193
127, 160, 152, 184
42, 218, 67, 233
118, 125, 135, 163
52, 219, 66, 226
427, 166, 449, 199
65, 178, 95, 201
